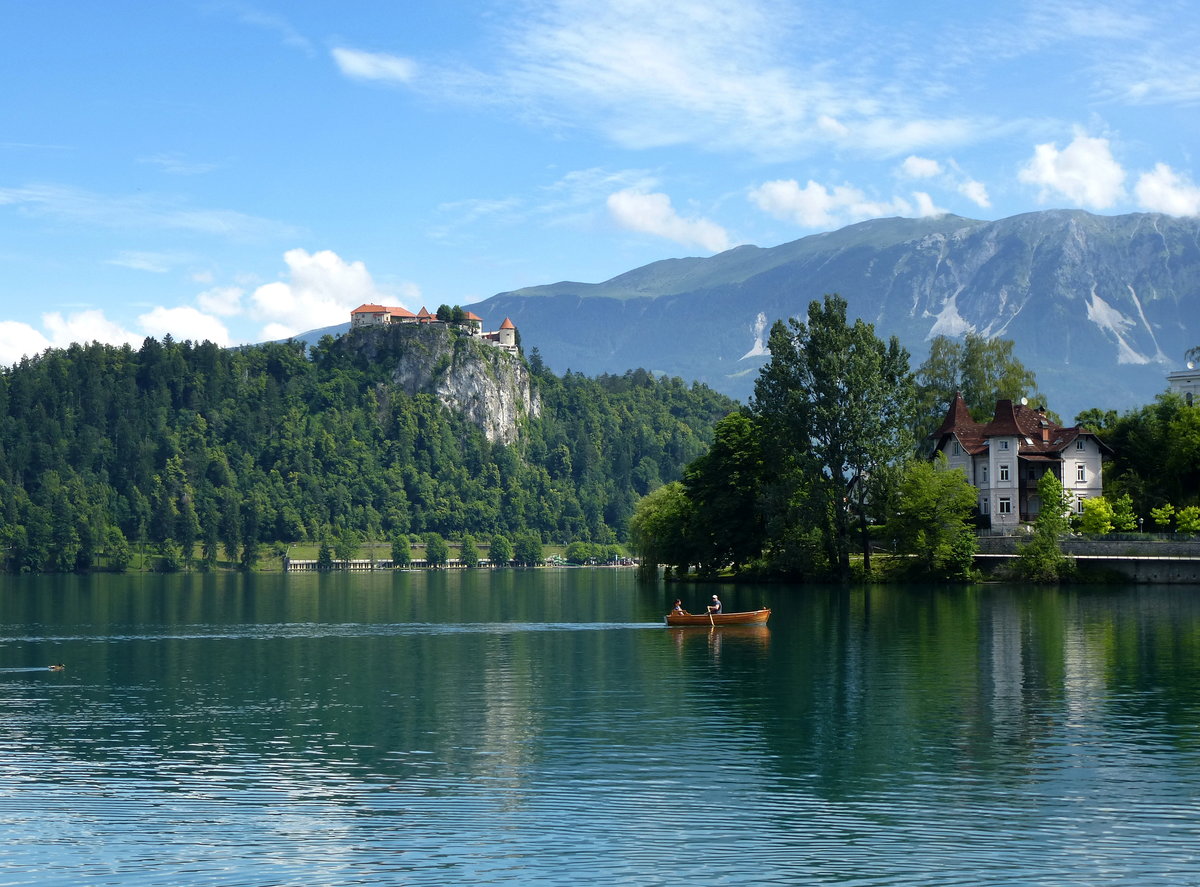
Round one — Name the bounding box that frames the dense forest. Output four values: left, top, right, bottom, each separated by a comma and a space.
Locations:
0, 332, 736, 573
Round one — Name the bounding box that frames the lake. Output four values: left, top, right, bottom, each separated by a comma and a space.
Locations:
3, 570, 1200, 886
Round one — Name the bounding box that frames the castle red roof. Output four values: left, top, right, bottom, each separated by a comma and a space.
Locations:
500, 317, 515, 330
351, 303, 388, 315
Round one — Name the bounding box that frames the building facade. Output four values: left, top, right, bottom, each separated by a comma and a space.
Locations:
350, 304, 515, 353
1167, 363, 1200, 407
930, 394, 1112, 530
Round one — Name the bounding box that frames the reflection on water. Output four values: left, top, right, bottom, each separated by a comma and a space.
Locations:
2, 573, 1200, 885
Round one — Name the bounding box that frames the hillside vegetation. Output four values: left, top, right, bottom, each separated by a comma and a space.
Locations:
0, 332, 735, 572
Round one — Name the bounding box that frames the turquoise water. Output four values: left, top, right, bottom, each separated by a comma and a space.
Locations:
3, 571, 1200, 885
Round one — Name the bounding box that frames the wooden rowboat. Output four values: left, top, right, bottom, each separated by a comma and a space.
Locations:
664, 608, 771, 627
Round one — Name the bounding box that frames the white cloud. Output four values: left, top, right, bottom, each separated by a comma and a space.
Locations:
958, 179, 991, 208
0, 321, 51, 367
748, 179, 914, 228
250, 248, 389, 339
901, 156, 943, 179
197, 285, 245, 317
911, 191, 946, 217
1135, 163, 1200, 216
332, 47, 417, 83
1018, 130, 1126, 209
606, 189, 731, 252
138, 306, 232, 347
42, 310, 142, 350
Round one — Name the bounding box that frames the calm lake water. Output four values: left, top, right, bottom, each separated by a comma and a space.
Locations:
3, 570, 1200, 886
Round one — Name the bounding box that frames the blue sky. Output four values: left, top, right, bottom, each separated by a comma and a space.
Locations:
2, 0, 1199, 365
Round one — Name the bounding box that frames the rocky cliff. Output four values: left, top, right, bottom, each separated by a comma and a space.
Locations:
348, 323, 539, 445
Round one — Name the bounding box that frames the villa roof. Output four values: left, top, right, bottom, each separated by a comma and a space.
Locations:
932, 395, 1112, 459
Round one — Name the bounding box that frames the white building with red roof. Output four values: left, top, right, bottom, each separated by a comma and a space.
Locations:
930, 394, 1112, 529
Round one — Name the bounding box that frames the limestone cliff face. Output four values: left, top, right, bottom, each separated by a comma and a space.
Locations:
351, 324, 539, 445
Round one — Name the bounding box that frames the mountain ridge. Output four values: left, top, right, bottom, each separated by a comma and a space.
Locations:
465, 209, 1199, 420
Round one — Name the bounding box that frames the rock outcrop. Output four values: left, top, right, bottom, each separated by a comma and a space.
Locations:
348, 323, 539, 445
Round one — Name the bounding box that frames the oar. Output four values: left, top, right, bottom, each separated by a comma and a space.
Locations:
708, 608, 714, 626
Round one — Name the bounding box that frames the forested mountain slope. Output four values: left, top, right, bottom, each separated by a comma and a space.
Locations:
0, 328, 735, 572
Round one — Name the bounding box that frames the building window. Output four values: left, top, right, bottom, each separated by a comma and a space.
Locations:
981, 464, 989, 483
1028, 467, 1037, 481
999, 440, 1009, 450
1076, 462, 1086, 483
953, 441, 961, 456
1076, 496, 1086, 514
980, 497, 989, 515
999, 498, 1011, 514
999, 464, 1010, 482
1076, 439, 1085, 450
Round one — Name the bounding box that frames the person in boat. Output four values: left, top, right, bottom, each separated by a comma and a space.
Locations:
48, 664, 65, 671
671, 599, 690, 615
707, 595, 722, 615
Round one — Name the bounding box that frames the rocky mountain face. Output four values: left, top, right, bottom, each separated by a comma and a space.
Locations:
467, 210, 1200, 421
347, 324, 539, 445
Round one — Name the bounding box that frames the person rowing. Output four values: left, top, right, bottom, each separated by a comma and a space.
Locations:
707, 595, 722, 615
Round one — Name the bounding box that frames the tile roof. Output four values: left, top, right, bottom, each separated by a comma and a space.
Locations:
932, 395, 1111, 459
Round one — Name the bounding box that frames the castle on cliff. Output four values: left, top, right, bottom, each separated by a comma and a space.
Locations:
350, 304, 518, 354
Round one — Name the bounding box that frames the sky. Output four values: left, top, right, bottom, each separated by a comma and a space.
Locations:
2, 0, 1199, 366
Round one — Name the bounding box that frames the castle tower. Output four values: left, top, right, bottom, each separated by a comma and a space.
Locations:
499, 317, 516, 348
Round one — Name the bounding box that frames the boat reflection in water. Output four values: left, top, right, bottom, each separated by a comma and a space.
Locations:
666, 622, 771, 657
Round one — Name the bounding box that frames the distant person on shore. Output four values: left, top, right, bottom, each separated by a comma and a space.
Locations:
672, 599, 690, 615
707, 595, 722, 615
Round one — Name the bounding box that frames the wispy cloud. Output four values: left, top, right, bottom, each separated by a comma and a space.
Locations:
0, 183, 299, 240
213, 2, 313, 54
105, 250, 193, 273
332, 47, 417, 83
138, 153, 219, 176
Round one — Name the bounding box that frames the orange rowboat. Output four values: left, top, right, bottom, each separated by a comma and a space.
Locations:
664, 608, 771, 627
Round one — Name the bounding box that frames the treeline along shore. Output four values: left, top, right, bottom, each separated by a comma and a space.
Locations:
0, 326, 734, 574
2, 297, 1196, 582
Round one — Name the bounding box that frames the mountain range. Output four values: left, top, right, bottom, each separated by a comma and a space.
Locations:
304, 210, 1200, 423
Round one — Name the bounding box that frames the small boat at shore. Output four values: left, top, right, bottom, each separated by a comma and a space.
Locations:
664, 608, 771, 627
